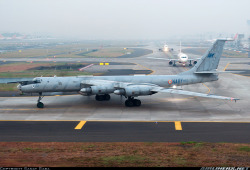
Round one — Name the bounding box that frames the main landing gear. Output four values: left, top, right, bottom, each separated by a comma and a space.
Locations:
95, 94, 111, 101
37, 92, 44, 108
125, 97, 141, 107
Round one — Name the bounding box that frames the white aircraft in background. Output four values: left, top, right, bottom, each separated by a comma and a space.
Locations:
158, 43, 173, 52
163, 44, 169, 51
150, 42, 198, 67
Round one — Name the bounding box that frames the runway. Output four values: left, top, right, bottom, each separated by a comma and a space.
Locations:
0, 121, 250, 142
0, 41, 250, 142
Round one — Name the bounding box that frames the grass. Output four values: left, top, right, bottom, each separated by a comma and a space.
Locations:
0, 83, 18, 91
0, 142, 249, 167
81, 48, 134, 58
101, 155, 147, 166
239, 146, 250, 152
182, 48, 248, 58
0, 70, 92, 78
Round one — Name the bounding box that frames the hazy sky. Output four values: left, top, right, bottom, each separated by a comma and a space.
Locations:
0, 0, 249, 39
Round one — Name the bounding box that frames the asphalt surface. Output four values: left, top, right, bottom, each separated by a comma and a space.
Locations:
0, 121, 249, 142
0, 41, 250, 142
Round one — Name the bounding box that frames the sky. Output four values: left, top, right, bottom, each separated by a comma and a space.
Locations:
0, 0, 249, 40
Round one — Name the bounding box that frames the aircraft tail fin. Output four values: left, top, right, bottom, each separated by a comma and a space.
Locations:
180, 41, 182, 53
180, 38, 233, 75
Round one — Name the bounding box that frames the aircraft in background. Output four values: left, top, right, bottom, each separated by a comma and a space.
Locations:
0, 39, 239, 108
150, 41, 198, 66
159, 43, 173, 52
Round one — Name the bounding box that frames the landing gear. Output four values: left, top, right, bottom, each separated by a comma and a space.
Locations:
37, 102, 44, 108
173, 61, 176, 67
95, 94, 111, 101
189, 60, 192, 66
37, 92, 44, 108
125, 97, 141, 107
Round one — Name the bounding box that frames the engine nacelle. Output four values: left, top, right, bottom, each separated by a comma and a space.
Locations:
193, 61, 197, 64
169, 61, 173, 65
114, 85, 154, 97
80, 85, 114, 95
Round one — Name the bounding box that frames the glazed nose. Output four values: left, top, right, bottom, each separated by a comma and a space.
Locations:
17, 84, 22, 91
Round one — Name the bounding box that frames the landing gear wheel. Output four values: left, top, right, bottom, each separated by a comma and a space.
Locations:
104, 94, 111, 101
189, 64, 192, 66
37, 102, 44, 108
133, 99, 141, 107
95, 95, 103, 101
37, 93, 45, 108
95, 94, 111, 101
125, 100, 134, 107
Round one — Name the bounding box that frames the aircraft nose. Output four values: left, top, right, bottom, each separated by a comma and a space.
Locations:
17, 84, 22, 91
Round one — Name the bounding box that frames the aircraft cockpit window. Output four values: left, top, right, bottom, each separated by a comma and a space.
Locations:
33, 78, 42, 84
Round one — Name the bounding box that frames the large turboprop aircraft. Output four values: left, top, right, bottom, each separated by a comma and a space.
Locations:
2, 39, 239, 108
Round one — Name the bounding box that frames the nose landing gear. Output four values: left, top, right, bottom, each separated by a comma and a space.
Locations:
37, 92, 44, 108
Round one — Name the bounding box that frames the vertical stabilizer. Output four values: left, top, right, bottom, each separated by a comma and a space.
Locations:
180, 39, 233, 75
180, 41, 182, 53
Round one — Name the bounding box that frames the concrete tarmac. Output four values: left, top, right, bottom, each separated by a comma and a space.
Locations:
0, 42, 250, 142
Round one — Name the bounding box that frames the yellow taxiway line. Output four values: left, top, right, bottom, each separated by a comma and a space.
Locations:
224, 63, 230, 71
74, 121, 87, 130
135, 63, 155, 75
174, 121, 182, 130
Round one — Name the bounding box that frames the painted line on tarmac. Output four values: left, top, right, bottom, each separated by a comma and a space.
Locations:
135, 63, 155, 75
223, 62, 250, 78
0, 108, 74, 111
0, 120, 249, 123
174, 121, 182, 130
224, 63, 230, 71
74, 121, 87, 130
201, 83, 211, 94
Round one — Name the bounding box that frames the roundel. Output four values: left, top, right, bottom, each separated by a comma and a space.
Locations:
168, 80, 172, 84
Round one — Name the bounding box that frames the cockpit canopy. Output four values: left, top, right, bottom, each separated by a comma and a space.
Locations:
32, 78, 42, 83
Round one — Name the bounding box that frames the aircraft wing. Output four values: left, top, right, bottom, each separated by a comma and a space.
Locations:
81, 80, 239, 101
147, 57, 179, 61
187, 58, 200, 61
151, 87, 239, 101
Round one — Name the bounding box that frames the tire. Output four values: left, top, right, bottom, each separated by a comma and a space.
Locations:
104, 94, 111, 101
125, 100, 134, 107
37, 102, 44, 108
133, 99, 141, 106
95, 95, 104, 101
95, 95, 100, 101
